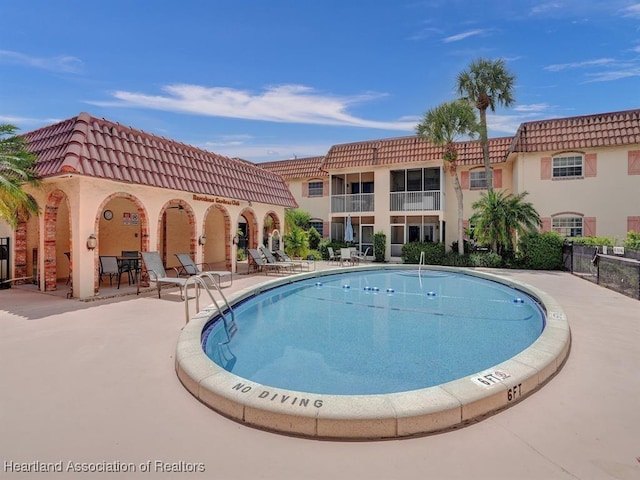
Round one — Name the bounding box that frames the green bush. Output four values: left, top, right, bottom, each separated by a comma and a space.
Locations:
469, 251, 503, 267
570, 236, 616, 247
401, 242, 445, 264
306, 249, 322, 261
442, 251, 472, 267
517, 231, 564, 270
624, 231, 640, 250
307, 227, 321, 250
373, 231, 386, 262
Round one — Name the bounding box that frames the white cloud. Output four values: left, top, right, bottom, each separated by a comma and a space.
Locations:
199, 141, 332, 163
0, 50, 83, 73
584, 67, 640, 82
620, 3, 640, 18
513, 103, 552, 113
529, 3, 563, 15
544, 58, 616, 71
89, 84, 417, 131
443, 29, 487, 43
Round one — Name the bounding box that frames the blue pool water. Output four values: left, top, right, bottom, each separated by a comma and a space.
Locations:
202, 270, 545, 395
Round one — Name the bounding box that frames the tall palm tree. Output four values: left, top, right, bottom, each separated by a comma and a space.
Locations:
0, 124, 40, 227
416, 100, 478, 255
470, 190, 541, 256
457, 58, 516, 191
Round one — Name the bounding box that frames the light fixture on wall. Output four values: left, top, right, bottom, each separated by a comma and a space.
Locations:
198, 235, 207, 246
86, 233, 97, 250
232, 234, 239, 245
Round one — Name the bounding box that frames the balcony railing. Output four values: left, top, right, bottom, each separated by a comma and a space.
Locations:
389, 191, 441, 211
331, 193, 375, 213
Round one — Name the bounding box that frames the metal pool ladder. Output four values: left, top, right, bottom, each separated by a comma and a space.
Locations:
183, 273, 237, 343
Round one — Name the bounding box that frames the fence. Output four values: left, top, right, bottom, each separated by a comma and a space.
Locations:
564, 243, 640, 300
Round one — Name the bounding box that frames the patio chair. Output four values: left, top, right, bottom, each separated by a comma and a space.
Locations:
141, 251, 189, 299
340, 248, 353, 267
351, 247, 371, 265
99, 255, 127, 289
174, 253, 232, 287
247, 249, 282, 275
327, 246, 340, 262
258, 245, 295, 273
275, 249, 313, 272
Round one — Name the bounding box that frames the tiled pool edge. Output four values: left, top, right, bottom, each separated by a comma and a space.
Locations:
175, 266, 571, 440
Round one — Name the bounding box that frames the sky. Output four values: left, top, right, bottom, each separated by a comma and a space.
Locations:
1, 1, 639, 163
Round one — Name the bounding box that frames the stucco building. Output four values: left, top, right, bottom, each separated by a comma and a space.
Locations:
261, 108, 640, 260
0, 113, 296, 298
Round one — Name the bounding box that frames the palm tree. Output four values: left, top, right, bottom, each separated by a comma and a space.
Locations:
0, 124, 40, 227
416, 100, 478, 255
457, 58, 516, 191
470, 190, 541, 256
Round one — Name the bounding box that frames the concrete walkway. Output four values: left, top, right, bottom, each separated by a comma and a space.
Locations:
1, 268, 638, 479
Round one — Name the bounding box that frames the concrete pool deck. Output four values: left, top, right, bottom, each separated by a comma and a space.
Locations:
1, 267, 639, 479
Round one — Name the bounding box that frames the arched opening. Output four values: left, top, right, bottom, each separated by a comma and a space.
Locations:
158, 200, 195, 270
43, 190, 71, 292
203, 204, 231, 271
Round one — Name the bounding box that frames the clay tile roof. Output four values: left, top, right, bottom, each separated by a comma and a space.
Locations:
258, 156, 327, 179
22, 113, 297, 208
321, 135, 512, 170
509, 108, 640, 153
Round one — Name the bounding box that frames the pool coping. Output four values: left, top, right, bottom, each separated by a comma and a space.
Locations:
175, 265, 571, 440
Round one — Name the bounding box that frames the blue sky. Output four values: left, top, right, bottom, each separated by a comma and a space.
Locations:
1, 1, 639, 162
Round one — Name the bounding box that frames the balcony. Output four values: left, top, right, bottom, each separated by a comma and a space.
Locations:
331, 193, 375, 213
390, 191, 441, 212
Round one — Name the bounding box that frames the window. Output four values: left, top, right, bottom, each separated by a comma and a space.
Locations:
308, 181, 323, 197
390, 168, 440, 191
470, 170, 488, 189
390, 170, 405, 192
310, 221, 323, 236
552, 216, 583, 237
553, 155, 583, 178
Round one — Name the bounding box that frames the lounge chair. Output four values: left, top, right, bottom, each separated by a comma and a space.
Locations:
247, 249, 282, 275
174, 253, 232, 287
258, 246, 295, 273
141, 251, 189, 299
275, 249, 314, 271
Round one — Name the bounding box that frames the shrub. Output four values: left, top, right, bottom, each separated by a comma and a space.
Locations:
306, 249, 322, 261
624, 231, 640, 250
517, 231, 564, 270
401, 242, 445, 264
373, 231, 386, 262
307, 226, 321, 250
237, 248, 246, 261
570, 236, 616, 247
283, 225, 309, 258
442, 251, 472, 267
469, 251, 503, 267
450, 239, 474, 254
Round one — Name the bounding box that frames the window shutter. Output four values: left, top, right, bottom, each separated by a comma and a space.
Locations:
302, 182, 308, 198
323, 179, 329, 197
541, 157, 552, 180
584, 153, 597, 177
628, 150, 640, 175
493, 168, 502, 188
628, 216, 640, 233
584, 217, 596, 236
460, 171, 469, 190
541, 217, 551, 232
323, 222, 330, 238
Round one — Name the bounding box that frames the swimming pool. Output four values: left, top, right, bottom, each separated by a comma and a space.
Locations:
176, 265, 570, 439
202, 270, 544, 395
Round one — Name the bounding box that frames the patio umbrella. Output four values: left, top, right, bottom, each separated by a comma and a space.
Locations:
344, 216, 354, 243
